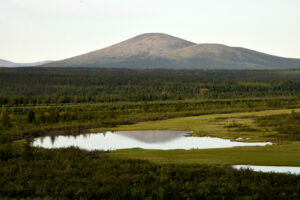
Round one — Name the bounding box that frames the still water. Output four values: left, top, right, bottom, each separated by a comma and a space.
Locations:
232, 165, 300, 175
32, 130, 271, 151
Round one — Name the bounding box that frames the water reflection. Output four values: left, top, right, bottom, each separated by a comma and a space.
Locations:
115, 130, 183, 143
50, 136, 56, 145
32, 130, 272, 151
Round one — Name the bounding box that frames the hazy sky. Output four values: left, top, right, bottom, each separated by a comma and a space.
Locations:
1, 0, 300, 62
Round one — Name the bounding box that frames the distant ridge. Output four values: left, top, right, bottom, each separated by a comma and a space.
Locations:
0, 59, 17, 67
44, 33, 300, 69
0, 59, 53, 67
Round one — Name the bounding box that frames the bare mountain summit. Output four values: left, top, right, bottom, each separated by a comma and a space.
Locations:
46, 33, 300, 69
49, 33, 195, 67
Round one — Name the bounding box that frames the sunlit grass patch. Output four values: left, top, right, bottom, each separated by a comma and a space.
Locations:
112, 108, 300, 142
110, 142, 300, 166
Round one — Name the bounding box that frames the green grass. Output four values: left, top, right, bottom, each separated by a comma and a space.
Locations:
93, 108, 300, 142
109, 142, 300, 166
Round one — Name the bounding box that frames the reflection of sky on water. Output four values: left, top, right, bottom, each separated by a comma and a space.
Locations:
233, 165, 300, 175
32, 130, 271, 151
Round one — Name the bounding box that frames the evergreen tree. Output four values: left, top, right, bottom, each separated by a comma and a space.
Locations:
1, 107, 10, 127
27, 110, 35, 123
23, 138, 33, 161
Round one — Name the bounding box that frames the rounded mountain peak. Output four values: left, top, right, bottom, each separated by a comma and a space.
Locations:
115, 33, 196, 56
50, 33, 196, 66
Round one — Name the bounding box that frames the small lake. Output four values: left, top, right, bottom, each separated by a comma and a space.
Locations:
32, 130, 271, 151
233, 165, 300, 175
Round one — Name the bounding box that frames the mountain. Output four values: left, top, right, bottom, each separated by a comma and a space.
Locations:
46, 33, 195, 68
0, 59, 53, 67
45, 33, 300, 69
18, 60, 53, 67
166, 44, 300, 69
0, 59, 18, 67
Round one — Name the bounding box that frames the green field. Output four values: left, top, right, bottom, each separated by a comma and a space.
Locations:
104, 108, 300, 141
109, 143, 300, 166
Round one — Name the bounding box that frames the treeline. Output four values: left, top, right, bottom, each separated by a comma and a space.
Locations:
1, 68, 300, 105
1, 67, 300, 80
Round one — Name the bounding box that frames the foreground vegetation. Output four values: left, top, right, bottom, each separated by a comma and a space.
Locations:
1, 146, 300, 199
1, 68, 300, 199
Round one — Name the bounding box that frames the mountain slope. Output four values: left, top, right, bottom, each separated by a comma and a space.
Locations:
19, 60, 53, 67
48, 33, 196, 67
45, 33, 300, 69
166, 44, 300, 69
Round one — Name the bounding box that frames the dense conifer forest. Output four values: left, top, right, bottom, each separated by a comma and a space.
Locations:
1, 68, 300, 105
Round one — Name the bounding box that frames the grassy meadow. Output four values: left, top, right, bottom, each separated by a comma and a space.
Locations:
105, 108, 300, 142
109, 142, 300, 166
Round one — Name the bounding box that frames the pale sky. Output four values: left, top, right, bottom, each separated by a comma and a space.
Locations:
1, 0, 300, 62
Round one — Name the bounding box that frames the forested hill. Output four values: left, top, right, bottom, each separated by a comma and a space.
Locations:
45, 33, 300, 69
